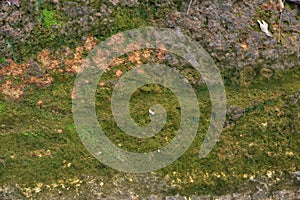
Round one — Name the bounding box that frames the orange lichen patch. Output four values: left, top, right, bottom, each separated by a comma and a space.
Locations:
141, 49, 152, 59
36, 100, 44, 109
23, 74, 53, 88
37, 50, 61, 71
83, 36, 97, 51
155, 49, 166, 60
0, 37, 168, 101
0, 58, 30, 76
108, 49, 165, 69
239, 43, 249, 51
128, 51, 142, 64
0, 37, 100, 99
65, 46, 85, 74
116, 69, 123, 77
65, 59, 79, 73
56, 129, 63, 133
65, 59, 84, 73
0, 80, 25, 100
110, 57, 127, 67
75, 46, 84, 57
99, 81, 105, 86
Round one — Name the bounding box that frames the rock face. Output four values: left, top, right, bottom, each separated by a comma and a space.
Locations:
287, 0, 300, 5
1, 0, 299, 70
166, 0, 300, 71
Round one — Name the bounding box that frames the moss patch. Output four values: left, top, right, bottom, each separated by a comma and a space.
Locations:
0, 55, 299, 197
42, 9, 62, 28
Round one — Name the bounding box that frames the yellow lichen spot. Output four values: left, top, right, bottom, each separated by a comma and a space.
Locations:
266, 170, 273, 178
285, 151, 294, 156
248, 142, 254, 147
221, 172, 226, 177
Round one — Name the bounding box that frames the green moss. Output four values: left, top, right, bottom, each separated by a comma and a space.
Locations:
42, 9, 62, 28
0, 101, 3, 113
23, 130, 42, 137
1, 62, 299, 197
0, 57, 6, 64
